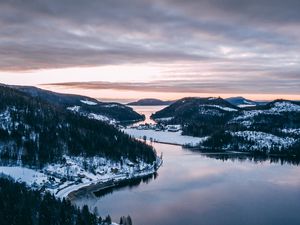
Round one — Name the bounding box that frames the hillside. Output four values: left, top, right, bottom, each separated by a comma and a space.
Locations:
0, 178, 107, 225
128, 98, 174, 106
151, 97, 239, 137
0, 85, 156, 165
7, 85, 144, 123
151, 97, 300, 155
225, 96, 258, 107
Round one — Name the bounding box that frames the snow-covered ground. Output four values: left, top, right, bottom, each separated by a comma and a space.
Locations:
102, 104, 124, 108
0, 155, 162, 199
0, 109, 13, 132
270, 102, 300, 112
124, 128, 207, 146
238, 104, 256, 108
282, 128, 300, 136
88, 113, 116, 124
200, 104, 238, 112
80, 100, 98, 105
208, 97, 217, 100
67, 106, 117, 124
154, 117, 173, 122
230, 131, 296, 151
0, 166, 49, 186
198, 108, 224, 116
231, 102, 300, 128
67, 105, 81, 112
235, 102, 300, 120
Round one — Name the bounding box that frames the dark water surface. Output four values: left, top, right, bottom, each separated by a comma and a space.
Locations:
73, 106, 300, 225
73, 143, 300, 225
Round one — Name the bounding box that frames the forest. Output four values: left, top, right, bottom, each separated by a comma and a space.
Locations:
0, 86, 156, 166
0, 177, 115, 225
152, 97, 300, 154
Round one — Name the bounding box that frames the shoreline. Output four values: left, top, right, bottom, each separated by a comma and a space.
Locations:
67, 171, 157, 201
63, 158, 163, 201
152, 140, 182, 146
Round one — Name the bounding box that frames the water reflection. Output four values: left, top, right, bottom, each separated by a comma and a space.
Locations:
72, 143, 300, 225
94, 173, 158, 198
73, 106, 300, 225
194, 151, 300, 166
128, 105, 166, 125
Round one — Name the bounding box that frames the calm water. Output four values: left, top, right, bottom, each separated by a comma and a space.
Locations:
73, 107, 300, 225
129, 105, 166, 125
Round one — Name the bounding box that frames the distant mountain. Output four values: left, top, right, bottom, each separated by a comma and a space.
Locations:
128, 98, 174, 106
151, 97, 300, 155
151, 97, 239, 120
226, 96, 270, 108
0, 85, 156, 165
225, 96, 258, 107
7, 85, 144, 123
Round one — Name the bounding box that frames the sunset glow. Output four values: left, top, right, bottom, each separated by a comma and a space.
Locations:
0, 0, 299, 101
1, 2, 300, 225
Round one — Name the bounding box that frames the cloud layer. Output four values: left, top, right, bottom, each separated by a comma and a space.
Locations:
1, 0, 300, 95
46, 76, 300, 95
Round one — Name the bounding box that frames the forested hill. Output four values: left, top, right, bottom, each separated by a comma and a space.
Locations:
151, 97, 239, 121
0, 177, 114, 225
0, 85, 156, 166
151, 97, 300, 154
7, 84, 144, 123
128, 98, 174, 106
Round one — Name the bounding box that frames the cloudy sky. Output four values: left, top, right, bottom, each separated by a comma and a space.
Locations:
0, 0, 299, 101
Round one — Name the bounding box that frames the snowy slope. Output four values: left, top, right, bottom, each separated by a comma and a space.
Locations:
0, 155, 162, 199
199, 104, 238, 112
231, 101, 300, 128
80, 100, 98, 105
231, 131, 296, 151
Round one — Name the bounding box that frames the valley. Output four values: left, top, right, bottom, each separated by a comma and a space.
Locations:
0, 86, 300, 225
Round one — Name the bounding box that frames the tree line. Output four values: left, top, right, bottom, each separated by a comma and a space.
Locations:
0, 177, 117, 225
0, 86, 156, 166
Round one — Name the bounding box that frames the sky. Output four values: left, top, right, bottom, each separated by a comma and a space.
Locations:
0, 0, 299, 101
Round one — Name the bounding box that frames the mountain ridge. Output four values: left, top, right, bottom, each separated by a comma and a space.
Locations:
0, 85, 156, 165
3, 84, 144, 123
128, 98, 174, 106
225, 96, 259, 107
151, 97, 300, 155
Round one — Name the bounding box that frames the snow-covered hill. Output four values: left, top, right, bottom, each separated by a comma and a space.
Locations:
0, 155, 162, 199
230, 131, 296, 151
151, 97, 300, 154
225, 96, 259, 108
0, 85, 161, 210
6, 84, 144, 123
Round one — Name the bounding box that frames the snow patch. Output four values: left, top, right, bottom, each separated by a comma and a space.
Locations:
270, 102, 300, 112
0, 109, 12, 132
0, 155, 161, 199
238, 104, 256, 108
155, 117, 173, 122
67, 106, 80, 112
80, 100, 98, 105
0, 166, 50, 187
199, 108, 224, 116
231, 102, 300, 127
199, 105, 238, 112
102, 104, 123, 108
231, 131, 296, 151
88, 113, 116, 124
208, 97, 217, 100
282, 128, 300, 136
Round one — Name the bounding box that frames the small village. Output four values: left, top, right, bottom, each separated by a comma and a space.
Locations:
128, 123, 181, 132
